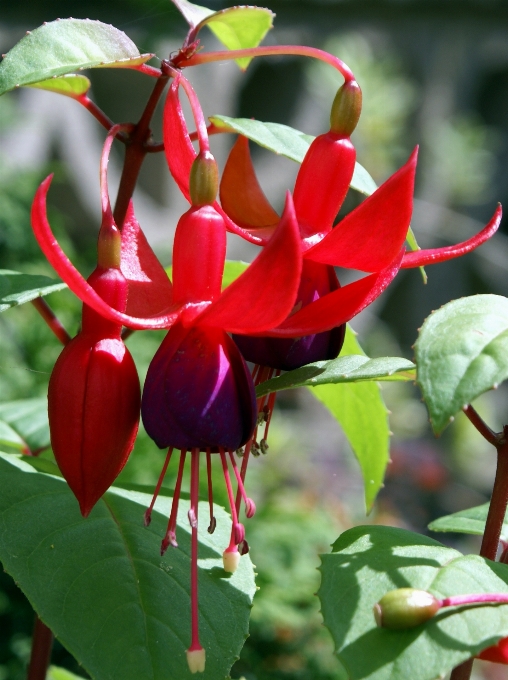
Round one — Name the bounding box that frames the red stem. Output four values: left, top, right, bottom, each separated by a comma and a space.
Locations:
180, 45, 354, 82
31, 298, 71, 345
189, 448, 202, 652
463, 405, 502, 447
27, 616, 53, 680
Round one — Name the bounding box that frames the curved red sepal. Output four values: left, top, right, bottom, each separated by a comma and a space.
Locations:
220, 136, 279, 235
197, 192, 302, 334
120, 200, 174, 317
305, 148, 418, 271
31, 176, 183, 330
401, 204, 502, 269
260, 250, 404, 337
163, 80, 267, 245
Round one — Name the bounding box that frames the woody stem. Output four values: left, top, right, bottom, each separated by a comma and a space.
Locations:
113, 73, 169, 229
27, 616, 53, 680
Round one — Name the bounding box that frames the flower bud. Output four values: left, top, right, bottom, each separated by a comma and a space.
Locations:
97, 220, 122, 269
189, 151, 219, 206
373, 588, 440, 630
330, 79, 362, 137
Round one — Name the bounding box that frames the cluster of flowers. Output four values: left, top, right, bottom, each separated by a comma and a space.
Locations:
31, 60, 501, 672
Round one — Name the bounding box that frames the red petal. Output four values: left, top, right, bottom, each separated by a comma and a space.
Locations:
163, 80, 266, 246
120, 200, 174, 317
31, 176, 183, 330
305, 148, 418, 271
261, 250, 404, 337
401, 205, 502, 268
220, 136, 279, 235
478, 636, 508, 664
197, 192, 302, 334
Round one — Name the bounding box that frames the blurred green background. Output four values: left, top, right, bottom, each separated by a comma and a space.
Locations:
1, 1, 508, 678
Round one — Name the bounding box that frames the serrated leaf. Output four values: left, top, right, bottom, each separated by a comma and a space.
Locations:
429, 503, 508, 541
0, 453, 256, 680
199, 7, 274, 70
0, 270, 67, 311
0, 398, 50, 453
319, 525, 508, 680
415, 295, 508, 434
0, 20, 153, 95
255, 355, 415, 397
47, 666, 87, 680
28, 74, 91, 98
209, 115, 377, 195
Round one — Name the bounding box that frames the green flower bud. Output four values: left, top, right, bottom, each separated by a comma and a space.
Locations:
190, 150, 219, 206
330, 80, 362, 137
373, 588, 440, 630
97, 220, 122, 269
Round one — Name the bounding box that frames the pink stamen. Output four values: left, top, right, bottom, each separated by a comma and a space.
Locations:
228, 450, 256, 519
145, 447, 174, 526
188, 448, 203, 654
161, 449, 187, 554
206, 449, 216, 534
263, 370, 280, 441
219, 447, 244, 551
439, 593, 508, 608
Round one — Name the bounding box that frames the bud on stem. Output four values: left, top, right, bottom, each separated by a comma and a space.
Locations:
330, 79, 362, 137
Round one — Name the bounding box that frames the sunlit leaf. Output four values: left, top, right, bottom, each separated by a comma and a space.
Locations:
416, 294, 508, 434
0, 19, 153, 95
0, 419, 27, 453
28, 74, 91, 98
429, 503, 508, 541
171, 0, 215, 28
209, 115, 377, 195
47, 666, 87, 680
320, 525, 508, 680
0, 453, 256, 680
0, 270, 67, 311
0, 398, 50, 453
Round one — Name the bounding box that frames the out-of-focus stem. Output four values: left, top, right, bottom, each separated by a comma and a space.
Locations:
31, 298, 71, 345
27, 616, 53, 680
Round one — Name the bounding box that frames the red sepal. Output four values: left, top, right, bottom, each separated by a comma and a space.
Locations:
31, 176, 184, 330
305, 148, 417, 271
401, 205, 502, 268
197, 193, 302, 334
220, 136, 279, 237
121, 200, 174, 317
163, 80, 266, 245
260, 250, 404, 337
478, 636, 508, 664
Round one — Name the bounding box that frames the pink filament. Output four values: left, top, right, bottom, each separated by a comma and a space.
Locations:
206, 448, 216, 533
220, 448, 243, 551
145, 447, 174, 526
189, 448, 202, 653
161, 449, 187, 553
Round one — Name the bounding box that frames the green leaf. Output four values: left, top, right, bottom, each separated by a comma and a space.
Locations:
319, 525, 508, 680
0, 419, 28, 453
199, 8, 274, 70
0, 398, 50, 453
171, 0, 215, 28
0, 270, 67, 311
47, 666, 87, 680
429, 503, 508, 541
415, 294, 508, 434
256, 355, 415, 398
0, 20, 153, 95
28, 74, 91, 98
209, 115, 377, 195
305, 326, 390, 511
0, 453, 256, 680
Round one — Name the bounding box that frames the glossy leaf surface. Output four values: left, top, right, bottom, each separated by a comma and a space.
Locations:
429, 503, 508, 541
47, 666, 87, 680
0, 19, 153, 95
209, 115, 378, 195
320, 525, 508, 680
415, 295, 508, 434
0, 453, 256, 680
256, 355, 415, 397
0, 398, 50, 453
308, 327, 390, 510
0, 270, 66, 311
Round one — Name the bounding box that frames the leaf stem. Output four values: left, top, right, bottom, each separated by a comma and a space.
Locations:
462, 404, 503, 447
31, 298, 71, 345
27, 616, 53, 680
112, 73, 169, 229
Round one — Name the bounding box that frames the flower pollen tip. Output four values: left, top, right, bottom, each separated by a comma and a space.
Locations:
144, 509, 152, 527
234, 522, 246, 545
186, 648, 206, 674
223, 548, 240, 573
260, 438, 269, 454
245, 498, 256, 519
207, 516, 217, 534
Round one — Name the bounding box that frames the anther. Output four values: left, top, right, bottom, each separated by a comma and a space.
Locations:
260, 439, 269, 454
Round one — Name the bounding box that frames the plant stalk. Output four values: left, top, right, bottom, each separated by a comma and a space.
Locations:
27, 616, 53, 680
